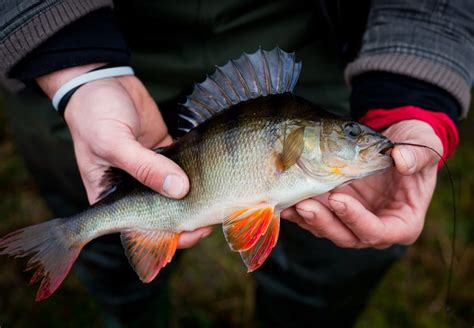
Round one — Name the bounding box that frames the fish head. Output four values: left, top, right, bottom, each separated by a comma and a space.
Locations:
300, 119, 394, 179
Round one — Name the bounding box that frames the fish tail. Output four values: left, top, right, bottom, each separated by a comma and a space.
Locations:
0, 218, 83, 301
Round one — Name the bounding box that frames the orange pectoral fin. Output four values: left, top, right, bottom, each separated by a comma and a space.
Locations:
240, 214, 280, 272
223, 206, 274, 252
120, 229, 180, 283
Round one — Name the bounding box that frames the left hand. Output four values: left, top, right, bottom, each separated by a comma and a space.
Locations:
37, 65, 212, 249
282, 119, 443, 249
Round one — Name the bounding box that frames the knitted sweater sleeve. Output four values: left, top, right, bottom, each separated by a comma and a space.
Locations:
345, 0, 474, 117
0, 0, 113, 80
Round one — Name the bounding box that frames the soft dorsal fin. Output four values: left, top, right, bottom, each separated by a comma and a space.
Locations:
179, 47, 302, 132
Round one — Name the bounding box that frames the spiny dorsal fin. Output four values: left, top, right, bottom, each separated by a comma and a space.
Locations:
179, 47, 302, 132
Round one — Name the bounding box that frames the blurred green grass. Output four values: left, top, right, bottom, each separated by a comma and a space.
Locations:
0, 100, 473, 327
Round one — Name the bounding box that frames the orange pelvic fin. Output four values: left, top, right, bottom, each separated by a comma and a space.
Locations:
121, 229, 180, 283
223, 205, 274, 252
240, 214, 280, 272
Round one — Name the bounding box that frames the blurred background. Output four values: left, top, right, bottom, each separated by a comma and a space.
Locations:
0, 96, 472, 327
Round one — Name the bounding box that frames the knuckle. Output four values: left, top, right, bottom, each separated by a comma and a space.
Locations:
302, 214, 317, 225
134, 161, 155, 186
396, 224, 424, 246
308, 229, 322, 238
343, 216, 358, 226
400, 230, 422, 246
334, 238, 359, 249
360, 235, 383, 248
338, 211, 361, 226
359, 223, 394, 247
92, 133, 117, 158
310, 223, 330, 238
96, 144, 114, 160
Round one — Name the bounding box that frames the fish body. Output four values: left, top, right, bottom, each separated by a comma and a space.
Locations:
67, 94, 392, 242
0, 49, 394, 301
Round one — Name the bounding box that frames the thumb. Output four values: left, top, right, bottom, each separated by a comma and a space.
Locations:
392, 145, 438, 175
113, 139, 189, 198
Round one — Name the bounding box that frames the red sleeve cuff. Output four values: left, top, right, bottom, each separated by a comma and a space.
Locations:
358, 106, 459, 162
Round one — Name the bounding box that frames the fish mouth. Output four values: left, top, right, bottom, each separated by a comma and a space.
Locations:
359, 138, 394, 160
375, 139, 394, 155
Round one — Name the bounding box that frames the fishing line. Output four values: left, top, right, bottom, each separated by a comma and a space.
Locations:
393, 142, 457, 317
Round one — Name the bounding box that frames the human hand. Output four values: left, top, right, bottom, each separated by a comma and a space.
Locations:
37, 64, 212, 248
282, 119, 443, 249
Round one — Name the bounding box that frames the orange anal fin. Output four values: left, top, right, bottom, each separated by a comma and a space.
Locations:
240, 214, 280, 272
121, 229, 180, 283
223, 206, 274, 252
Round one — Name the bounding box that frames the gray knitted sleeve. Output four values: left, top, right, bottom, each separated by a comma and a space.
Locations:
0, 0, 112, 79
345, 0, 474, 117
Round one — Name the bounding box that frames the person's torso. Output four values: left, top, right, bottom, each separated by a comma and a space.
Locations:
113, 0, 369, 125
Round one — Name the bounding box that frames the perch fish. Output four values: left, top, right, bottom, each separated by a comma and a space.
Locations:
0, 48, 394, 301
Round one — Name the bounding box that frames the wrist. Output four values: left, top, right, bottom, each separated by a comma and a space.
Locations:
10, 9, 130, 82
36, 63, 106, 98
350, 72, 461, 124
359, 106, 459, 161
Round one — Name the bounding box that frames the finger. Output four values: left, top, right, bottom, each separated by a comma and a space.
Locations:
281, 207, 323, 236
328, 193, 387, 247
295, 199, 362, 248
392, 144, 439, 175
153, 134, 174, 149
281, 207, 306, 225
111, 139, 190, 198
331, 192, 425, 246
178, 227, 213, 249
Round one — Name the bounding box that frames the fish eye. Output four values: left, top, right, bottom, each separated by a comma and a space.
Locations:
343, 122, 362, 138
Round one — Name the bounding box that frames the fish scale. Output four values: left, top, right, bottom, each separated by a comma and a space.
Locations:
169, 118, 279, 229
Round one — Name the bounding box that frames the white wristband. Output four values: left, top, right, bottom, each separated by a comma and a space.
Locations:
51, 66, 135, 111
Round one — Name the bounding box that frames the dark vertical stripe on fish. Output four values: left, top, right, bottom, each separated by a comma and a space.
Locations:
187, 130, 205, 185
223, 126, 239, 161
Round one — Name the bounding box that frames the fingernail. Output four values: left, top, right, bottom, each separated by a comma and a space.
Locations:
162, 174, 185, 198
329, 199, 346, 214
399, 147, 415, 172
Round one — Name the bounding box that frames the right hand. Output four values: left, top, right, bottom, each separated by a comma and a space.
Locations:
37, 64, 212, 248
283, 120, 442, 249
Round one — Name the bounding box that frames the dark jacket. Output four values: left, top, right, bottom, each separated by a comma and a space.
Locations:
1, 0, 473, 117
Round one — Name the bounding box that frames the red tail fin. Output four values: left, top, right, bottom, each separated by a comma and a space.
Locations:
0, 219, 82, 301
